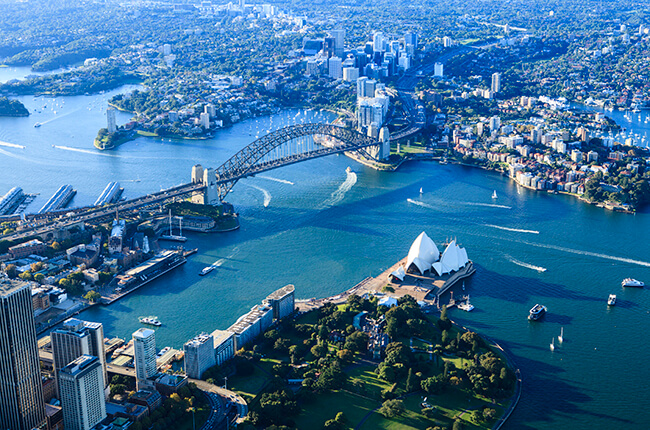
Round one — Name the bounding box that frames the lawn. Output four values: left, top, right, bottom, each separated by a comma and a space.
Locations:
227, 366, 270, 402
347, 364, 392, 399
294, 390, 379, 429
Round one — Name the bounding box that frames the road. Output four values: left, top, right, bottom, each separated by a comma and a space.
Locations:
191, 379, 249, 426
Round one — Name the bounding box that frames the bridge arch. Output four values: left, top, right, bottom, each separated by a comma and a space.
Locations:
213, 123, 381, 201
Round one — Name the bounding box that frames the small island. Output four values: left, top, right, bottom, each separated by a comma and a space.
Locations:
0, 96, 29, 117
93, 127, 136, 150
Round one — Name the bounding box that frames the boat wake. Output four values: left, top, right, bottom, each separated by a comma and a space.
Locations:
0, 147, 47, 164
407, 198, 437, 210
53, 145, 121, 157
522, 240, 650, 268
258, 176, 294, 185
250, 185, 271, 207
323, 170, 357, 206
506, 255, 547, 272
462, 202, 512, 209
211, 247, 240, 268
486, 224, 539, 234
0, 140, 25, 149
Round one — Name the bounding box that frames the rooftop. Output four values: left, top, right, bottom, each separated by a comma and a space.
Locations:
133, 328, 155, 339
265, 284, 295, 301
0, 278, 30, 296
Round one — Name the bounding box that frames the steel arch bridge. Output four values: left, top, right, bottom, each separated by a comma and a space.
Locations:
213, 123, 380, 201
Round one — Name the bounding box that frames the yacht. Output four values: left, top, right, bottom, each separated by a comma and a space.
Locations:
550, 338, 555, 351
492, 190, 498, 199
199, 266, 215, 276
621, 278, 644, 288
419, 187, 423, 194
607, 294, 616, 306
558, 327, 564, 343
457, 296, 474, 312
528, 304, 547, 321
139, 316, 162, 326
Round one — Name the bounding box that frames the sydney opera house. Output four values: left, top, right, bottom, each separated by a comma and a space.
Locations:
391, 232, 471, 281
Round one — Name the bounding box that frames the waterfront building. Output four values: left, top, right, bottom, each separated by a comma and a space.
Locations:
59, 355, 106, 430
94, 182, 121, 206
51, 318, 108, 396
226, 304, 273, 350
0, 278, 46, 430
263, 284, 295, 320
133, 328, 157, 390
406, 231, 440, 274
38, 184, 76, 214
200, 112, 210, 129
491, 72, 501, 93
379, 127, 390, 160
211, 330, 235, 365
432, 240, 469, 276
183, 333, 216, 379
0, 186, 24, 215
107, 107, 117, 133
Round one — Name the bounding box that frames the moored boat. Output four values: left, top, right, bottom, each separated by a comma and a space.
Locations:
139, 316, 162, 326
528, 304, 547, 321
607, 294, 616, 306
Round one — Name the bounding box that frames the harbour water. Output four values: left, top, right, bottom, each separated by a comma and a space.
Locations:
1, 79, 650, 429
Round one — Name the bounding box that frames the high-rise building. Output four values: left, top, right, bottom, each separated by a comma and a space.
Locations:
200, 112, 210, 129
0, 279, 46, 430
133, 328, 157, 390
442, 36, 453, 47
356, 77, 368, 98
107, 107, 117, 133
491, 72, 502, 93
434, 62, 444, 77
184, 333, 216, 379
262, 284, 295, 320
343, 67, 359, 82
51, 318, 108, 397
405, 32, 418, 50
372, 32, 385, 53
59, 355, 106, 430
328, 56, 343, 79
329, 29, 345, 58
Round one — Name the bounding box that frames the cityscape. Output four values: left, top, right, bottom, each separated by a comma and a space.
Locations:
0, 0, 650, 429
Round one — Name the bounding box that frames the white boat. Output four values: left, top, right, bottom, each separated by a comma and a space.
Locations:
457, 295, 474, 312
621, 278, 644, 288
607, 294, 616, 306
199, 266, 215, 276
550, 338, 555, 351
346, 166, 352, 173
419, 187, 423, 194
558, 327, 563, 344
34, 123, 41, 128
139, 316, 162, 326
492, 190, 498, 199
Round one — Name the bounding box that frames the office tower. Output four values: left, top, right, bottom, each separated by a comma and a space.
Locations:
434, 62, 444, 77
329, 29, 345, 58
200, 112, 210, 129
442, 36, 453, 47
405, 32, 418, 49
373, 32, 385, 53
328, 56, 343, 79
51, 318, 107, 396
356, 76, 368, 98
491, 72, 501, 93
0, 279, 46, 430
59, 355, 106, 430
133, 328, 157, 390
343, 67, 359, 82
107, 107, 117, 133
184, 333, 216, 379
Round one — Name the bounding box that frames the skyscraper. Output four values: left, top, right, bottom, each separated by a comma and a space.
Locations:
51, 318, 108, 396
491, 72, 501, 93
133, 328, 157, 390
0, 278, 46, 430
405, 32, 418, 49
106, 107, 117, 133
59, 355, 106, 430
184, 333, 216, 379
373, 32, 385, 53
329, 29, 345, 58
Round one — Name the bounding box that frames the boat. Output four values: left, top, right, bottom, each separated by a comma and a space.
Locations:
558, 327, 563, 343
34, 123, 41, 128
621, 278, 644, 288
607, 294, 616, 306
199, 266, 215, 276
550, 338, 555, 351
419, 187, 423, 194
346, 166, 352, 173
457, 295, 474, 312
139, 316, 162, 326
528, 304, 547, 321
492, 190, 498, 199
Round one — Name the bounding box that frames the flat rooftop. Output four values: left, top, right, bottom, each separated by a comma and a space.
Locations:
0, 278, 30, 296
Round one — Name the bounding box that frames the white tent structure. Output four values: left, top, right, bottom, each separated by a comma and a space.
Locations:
432, 240, 469, 276
406, 232, 440, 274
390, 266, 406, 281
378, 296, 398, 307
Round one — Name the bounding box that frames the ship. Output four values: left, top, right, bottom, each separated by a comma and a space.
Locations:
621, 278, 644, 288
139, 316, 162, 326
607, 294, 616, 306
199, 266, 215, 276
528, 304, 547, 321
492, 190, 498, 199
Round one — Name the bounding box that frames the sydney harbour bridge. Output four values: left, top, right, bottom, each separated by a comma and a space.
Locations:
1, 123, 388, 241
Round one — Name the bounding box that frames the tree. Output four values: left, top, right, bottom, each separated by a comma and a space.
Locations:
405, 367, 416, 393
84, 290, 101, 303
452, 419, 463, 430
110, 384, 126, 397
19, 271, 32, 281
34, 273, 45, 284
337, 349, 353, 363
379, 399, 405, 418
421, 375, 446, 394
4, 264, 17, 278
310, 342, 328, 359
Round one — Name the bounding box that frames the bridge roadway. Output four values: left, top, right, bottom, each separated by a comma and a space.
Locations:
1, 182, 206, 242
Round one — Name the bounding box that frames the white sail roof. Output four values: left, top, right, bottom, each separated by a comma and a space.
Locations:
390, 266, 406, 281
432, 240, 469, 276
378, 296, 398, 307
406, 232, 440, 274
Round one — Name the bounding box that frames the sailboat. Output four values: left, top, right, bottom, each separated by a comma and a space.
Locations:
558, 327, 564, 343
419, 187, 423, 194
550, 338, 555, 351
492, 190, 498, 199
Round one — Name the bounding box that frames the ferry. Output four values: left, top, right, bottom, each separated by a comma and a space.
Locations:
199, 266, 215, 276
607, 294, 616, 306
621, 278, 644, 288
34, 122, 41, 128
457, 295, 474, 312
528, 304, 547, 321
139, 316, 162, 326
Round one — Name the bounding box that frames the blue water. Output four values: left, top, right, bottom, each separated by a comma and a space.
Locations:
1, 81, 649, 429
